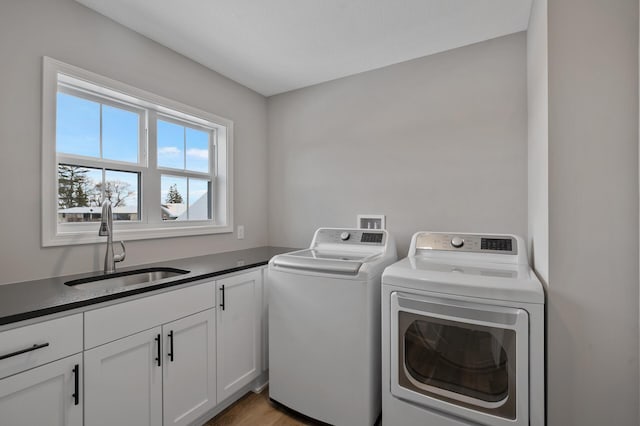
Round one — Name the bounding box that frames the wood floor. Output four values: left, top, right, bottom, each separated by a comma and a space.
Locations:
205, 387, 318, 426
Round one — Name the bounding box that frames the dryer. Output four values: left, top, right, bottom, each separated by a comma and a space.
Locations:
269, 228, 397, 426
381, 232, 544, 426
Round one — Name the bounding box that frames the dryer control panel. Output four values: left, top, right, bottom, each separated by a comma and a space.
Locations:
415, 233, 518, 255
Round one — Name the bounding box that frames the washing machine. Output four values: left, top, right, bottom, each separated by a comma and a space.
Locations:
269, 228, 397, 426
381, 232, 544, 426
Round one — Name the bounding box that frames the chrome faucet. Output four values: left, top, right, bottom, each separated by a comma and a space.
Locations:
99, 200, 126, 274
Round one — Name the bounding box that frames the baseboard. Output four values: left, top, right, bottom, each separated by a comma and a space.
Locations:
252, 378, 269, 393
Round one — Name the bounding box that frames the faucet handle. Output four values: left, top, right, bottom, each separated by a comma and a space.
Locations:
114, 241, 126, 263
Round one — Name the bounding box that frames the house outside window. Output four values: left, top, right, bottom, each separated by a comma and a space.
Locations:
42, 57, 233, 246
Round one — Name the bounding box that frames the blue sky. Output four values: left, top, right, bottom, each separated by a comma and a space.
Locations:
56, 92, 138, 162
157, 119, 209, 172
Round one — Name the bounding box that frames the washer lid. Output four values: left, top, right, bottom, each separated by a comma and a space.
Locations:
270, 249, 382, 275
290, 248, 377, 262
382, 257, 544, 304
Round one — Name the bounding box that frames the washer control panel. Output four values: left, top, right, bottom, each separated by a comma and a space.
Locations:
314, 229, 386, 246
415, 233, 517, 255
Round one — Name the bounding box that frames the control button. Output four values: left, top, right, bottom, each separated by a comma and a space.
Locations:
451, 236, 464, 248
340, 232, 351, 241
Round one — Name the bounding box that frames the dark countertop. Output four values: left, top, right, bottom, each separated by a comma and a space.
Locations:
0, 246, 296, 327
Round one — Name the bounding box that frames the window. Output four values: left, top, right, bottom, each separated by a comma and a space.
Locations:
157, 118, 213, 221
42, 57, 233, 246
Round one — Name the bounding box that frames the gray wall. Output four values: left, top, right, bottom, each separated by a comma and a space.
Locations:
267, 33, 528, 255
0, 0, 268, 285
527, 0, 549, 285
547, 0, 639, 424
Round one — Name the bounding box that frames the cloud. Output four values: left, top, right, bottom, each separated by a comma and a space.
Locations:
186, 148, 208, 160
159, 146, 181, 156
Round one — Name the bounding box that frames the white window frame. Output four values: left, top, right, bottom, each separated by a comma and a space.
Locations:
42, 57, 233, 246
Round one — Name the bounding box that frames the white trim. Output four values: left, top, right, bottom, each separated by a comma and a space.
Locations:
49, 224, 233, 246
53, 60, 232, 128
42, 57, 234, 247
42, 57, 59, 248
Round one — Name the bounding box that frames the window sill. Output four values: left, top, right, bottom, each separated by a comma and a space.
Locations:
42, 224, 234, 247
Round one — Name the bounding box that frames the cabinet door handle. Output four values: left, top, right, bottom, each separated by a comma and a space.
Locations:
72, 364, 80, 405
0, 342, 49, 361
154, 334, 161, 367
168, 330, 174, 362
220, 284, 225, 311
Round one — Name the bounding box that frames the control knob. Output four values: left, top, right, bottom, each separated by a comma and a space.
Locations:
340, 232, 351, 241
451, 236, 464, 248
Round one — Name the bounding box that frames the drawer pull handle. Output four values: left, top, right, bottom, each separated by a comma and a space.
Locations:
220, 285, 225, 311
154, 334, 161, 367
72, 364, 79, 405
0, 342, 50, 361
168, 330, 174, 362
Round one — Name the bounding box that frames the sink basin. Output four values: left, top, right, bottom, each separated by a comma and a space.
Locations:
65, 267, 190, 291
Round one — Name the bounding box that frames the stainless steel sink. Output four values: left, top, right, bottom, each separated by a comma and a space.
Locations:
65, 267, 190, 291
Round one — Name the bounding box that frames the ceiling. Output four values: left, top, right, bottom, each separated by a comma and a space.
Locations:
75, 0, 532, 96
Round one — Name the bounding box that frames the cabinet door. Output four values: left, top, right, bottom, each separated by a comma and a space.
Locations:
216, 270, 262, 401
0, 353, 82, 426
85, 327, 162, 426
163, 309, 216, 426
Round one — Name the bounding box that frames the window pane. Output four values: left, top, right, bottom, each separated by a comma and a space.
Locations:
103, 105, 139, 163
103, 170, 140, 221
56, 92, 100, 157
161, 175, 187, 220
186, 128, 209, 173
188, 178, 211, 220
57, 165, 102, 223
157, 120, 184, 169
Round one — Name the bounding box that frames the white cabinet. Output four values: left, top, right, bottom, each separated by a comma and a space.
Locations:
0, 313, 83, 426
163, 309, 216, 426
83, 280, 216, 425
216, 269, 263, 402
84, 327, 162, 426
84, 283, 214, 350
85, 309, 217, 426
0, 353, 82, 426
0, 266, 266, 426
0, 314, 82, 380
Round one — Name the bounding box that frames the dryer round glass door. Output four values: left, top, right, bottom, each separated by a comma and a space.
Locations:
389, 292, 530, 425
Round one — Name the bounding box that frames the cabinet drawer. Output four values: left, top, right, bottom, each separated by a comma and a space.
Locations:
0, 314, 82, 379
84, 281, 215, 349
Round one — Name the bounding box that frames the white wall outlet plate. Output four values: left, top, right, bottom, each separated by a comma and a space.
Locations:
357, 214, 385, 230
237, 225, 245, 239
